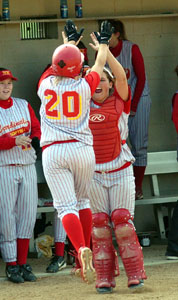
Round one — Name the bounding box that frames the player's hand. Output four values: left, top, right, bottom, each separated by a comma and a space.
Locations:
62, 31, 69, 44
129, 110, 136, 117
99, 20, 114, 45
64, 20, 84, 42
15, 136, 32, 146
89, 32, 100, 51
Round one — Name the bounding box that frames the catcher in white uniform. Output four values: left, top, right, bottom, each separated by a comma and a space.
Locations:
75, 33, 147, 293
37, 20, 114, 284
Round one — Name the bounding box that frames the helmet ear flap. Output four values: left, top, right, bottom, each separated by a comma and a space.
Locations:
52, 44, 83, 78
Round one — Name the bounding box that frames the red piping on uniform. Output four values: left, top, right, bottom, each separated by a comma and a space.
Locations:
95, 161, 131, 174
42, 139, 79, 151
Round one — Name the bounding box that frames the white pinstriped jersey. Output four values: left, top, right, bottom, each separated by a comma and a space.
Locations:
114, 40, 150, 99
90, 95, 135, 172
0, 98, 36, 166
38, 76, 94, 147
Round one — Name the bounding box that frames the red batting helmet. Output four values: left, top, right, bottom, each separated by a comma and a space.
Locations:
52, 44, 84, 78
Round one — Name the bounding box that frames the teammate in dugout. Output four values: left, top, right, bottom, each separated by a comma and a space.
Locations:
0, 68, 41, 283
165, 65, 178, 260
107, 20, 152, 200
86, 32, 147, 293
37, 20, 113, 284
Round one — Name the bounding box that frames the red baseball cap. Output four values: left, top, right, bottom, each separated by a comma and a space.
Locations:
0, 69, 18, 81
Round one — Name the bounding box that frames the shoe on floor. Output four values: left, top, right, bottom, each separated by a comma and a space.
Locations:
6, 265, 24, 283
166, 253, 178, 260
46, 256, 67, 273
20, 264, 37, 282
129, 279, 144, 289
135, 189, 143, 200
78, 247, 96, 284
71, 256, 81, 276
96, 287, 113, 294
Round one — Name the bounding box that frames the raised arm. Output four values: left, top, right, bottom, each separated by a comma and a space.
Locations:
106, 50, 128, 101
90, 31, 128, 101
90, 21, 113, 78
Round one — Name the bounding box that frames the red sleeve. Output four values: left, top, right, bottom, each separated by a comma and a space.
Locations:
28, 103, 41, 139
113, 86, 131, 114
84, 71, 100, 96
172, 93, 178, 133
37, 66, 56, 90
0, 136, 16, 150
131, 44, 146, 112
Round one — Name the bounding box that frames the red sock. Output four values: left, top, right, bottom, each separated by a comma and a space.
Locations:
133, 166, 146, 191
62, 214, 85, 253
55, 242, 65, 257
6, 262, 16, 266
17, 238, 30, 265
79, 208, 92, 248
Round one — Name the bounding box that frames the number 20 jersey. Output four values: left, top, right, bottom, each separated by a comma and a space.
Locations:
38, 73, 99, 147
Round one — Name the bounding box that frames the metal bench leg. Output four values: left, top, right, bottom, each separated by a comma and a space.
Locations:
154, 205, 166, 239
29, 232, 35, 253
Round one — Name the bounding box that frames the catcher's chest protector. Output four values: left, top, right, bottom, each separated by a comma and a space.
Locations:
89, 96, 124, 163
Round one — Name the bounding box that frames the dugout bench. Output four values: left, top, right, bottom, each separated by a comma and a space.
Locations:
29, 151, 178, 252
135, 151, 178, 239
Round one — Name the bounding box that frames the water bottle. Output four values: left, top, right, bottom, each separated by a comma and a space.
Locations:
2, 0, 10, 21
75, 0, 83, 18
60, 0, 68, 19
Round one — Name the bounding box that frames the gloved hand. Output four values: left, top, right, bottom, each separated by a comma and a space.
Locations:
64, 19, 84, 42
99, 20, 114, 45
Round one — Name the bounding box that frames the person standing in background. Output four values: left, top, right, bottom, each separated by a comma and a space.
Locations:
165, 65, 178, 260
0, 68, 41, 283
107, 20, 152, 200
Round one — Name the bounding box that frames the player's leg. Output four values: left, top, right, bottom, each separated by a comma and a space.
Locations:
128, 95, 151, 199
110, 166, 147, 289
92, 213, 117, 294
89, 175, 119, 293
71, 143, 96, 283
46, 210, 67, 273
42, 144, 95, 283
0, 166, 24, 283
17, 164, 38, 282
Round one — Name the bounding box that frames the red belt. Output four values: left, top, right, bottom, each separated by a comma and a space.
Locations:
95, 161, 131, 174
9, 164, 24, 167
42, 139, 79, 151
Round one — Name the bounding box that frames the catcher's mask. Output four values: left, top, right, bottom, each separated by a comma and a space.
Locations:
52, 44, 84, 78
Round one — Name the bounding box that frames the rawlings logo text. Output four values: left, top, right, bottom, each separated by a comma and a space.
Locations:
89, 114, 105, 122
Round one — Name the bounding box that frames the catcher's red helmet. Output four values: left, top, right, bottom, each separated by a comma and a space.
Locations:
52, 44, 84, 78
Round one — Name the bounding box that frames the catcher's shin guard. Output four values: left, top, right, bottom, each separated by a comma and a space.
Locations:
92, 213, 118, 290
111, 209, 147, 287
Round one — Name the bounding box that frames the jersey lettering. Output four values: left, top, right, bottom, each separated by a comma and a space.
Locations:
44, 89, 82, 120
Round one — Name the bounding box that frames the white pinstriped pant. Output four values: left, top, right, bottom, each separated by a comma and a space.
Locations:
0, 164, 38, 262
89, 165, 135, 217
54, 210, 66, 243
42, 142, 95, 220
128, 95, 151, 166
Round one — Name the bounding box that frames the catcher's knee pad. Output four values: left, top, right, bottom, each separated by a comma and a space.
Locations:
92, 212, 111, 241
111, 209, 147, 283
111, 208, 133, 226
92, 213, 116, 288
